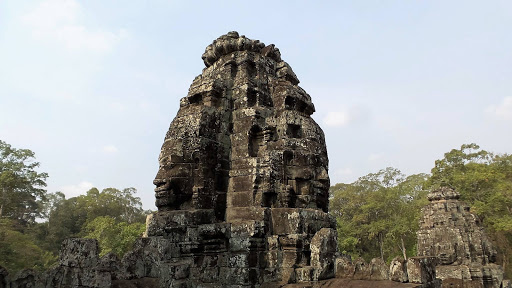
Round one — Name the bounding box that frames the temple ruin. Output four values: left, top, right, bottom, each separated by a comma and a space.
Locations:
417, 187, 504, 288
145, 31, 337, 287
5, 32, 510, 288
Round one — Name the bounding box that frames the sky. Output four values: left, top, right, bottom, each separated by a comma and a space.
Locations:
1, 0, 511, 210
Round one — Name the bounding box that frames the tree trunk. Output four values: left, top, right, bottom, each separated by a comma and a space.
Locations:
503, 252, 507, 272
0, 187, 5, 217
401, 236, 407, 260
379, 232, 384, 261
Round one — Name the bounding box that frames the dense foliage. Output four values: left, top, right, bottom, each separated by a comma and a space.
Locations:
0, 140, 148, 274
330, 168, 428, 262
330, 143, 512, 277
0, 140, 48, 225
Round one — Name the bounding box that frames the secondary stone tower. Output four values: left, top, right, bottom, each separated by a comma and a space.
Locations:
146, 31, 337, 287
417, 187, 503, 287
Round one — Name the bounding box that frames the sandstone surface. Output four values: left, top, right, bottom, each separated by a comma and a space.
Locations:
145, 30, 336, 287
417, 187, 504, 288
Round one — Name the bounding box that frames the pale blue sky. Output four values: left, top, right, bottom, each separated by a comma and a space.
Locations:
1, 0, 511, 210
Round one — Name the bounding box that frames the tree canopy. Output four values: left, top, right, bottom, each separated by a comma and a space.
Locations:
0, 140, 48, 224
330, 167, 428, 262
0, 140, 148, 273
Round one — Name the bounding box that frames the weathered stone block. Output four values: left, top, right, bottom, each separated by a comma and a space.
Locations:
146, 210, 216, 237
369, 258, 389, 280
59, 238, 100, 268
407, 257, 437, 284
295, 267, 314, 282
482, 264, 503, 288
353, 258, 370, 280
271, 208, 301, 235
389, 256, 408, 282
310, 228, 336, 280
436, 265, 471, 281
9, 269, 37, 288
335, 257, 355, 279
226, 207, 267, 222
219, 267, 251, 285
227, 191, 254, 207
441, 278, 484, 288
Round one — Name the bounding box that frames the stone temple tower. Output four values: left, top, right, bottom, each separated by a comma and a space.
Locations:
417, 187, 504, 287
147, 31, 337, 287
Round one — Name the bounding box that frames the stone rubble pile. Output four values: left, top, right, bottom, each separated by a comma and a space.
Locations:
335, 256, 441, 288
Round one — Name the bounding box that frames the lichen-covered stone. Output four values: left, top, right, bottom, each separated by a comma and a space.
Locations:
389, 257, 408, 283
418, 187, 496, 266
147, 31, 335, 287
59, 238, 100, 269
310, 228, 337, 280
440, 278, 484, 288
417, 187, 505, 288
369, 258, 389, 281
334, 257, 390, 282
406, 257, 437, 284
9, 269, 37, 288
353, 258, 371, 280
335, 257, 355, 279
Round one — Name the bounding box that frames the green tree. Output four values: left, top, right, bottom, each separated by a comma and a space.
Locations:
42, 187, 147, 255
80, 187, 146, 224
0, 219, 56, 273
330, 168, 428, 262
83, 216, 145, 257
0, 140, 48, 225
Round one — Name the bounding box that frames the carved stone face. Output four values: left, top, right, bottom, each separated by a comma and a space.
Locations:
153, 138, 195, 210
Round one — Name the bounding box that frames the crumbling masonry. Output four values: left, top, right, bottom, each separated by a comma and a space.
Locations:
145, 31, 337, 287
417, 187, 504, 288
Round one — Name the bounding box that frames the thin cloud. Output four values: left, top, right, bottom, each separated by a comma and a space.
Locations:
103, 145, 118, 153
59, 181, 93, 198
322, 105, 370, 128
486, 97, 512, 120
22, 0, 128, 53
333, 168, 353, 177
368, 153, 382, 161
323, 111, 350, 127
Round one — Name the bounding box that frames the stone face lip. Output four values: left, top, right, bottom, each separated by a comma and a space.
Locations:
417, 187, 505, 288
